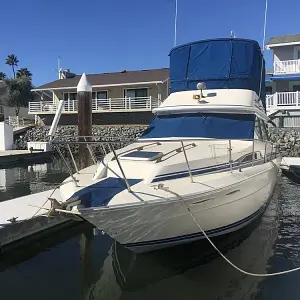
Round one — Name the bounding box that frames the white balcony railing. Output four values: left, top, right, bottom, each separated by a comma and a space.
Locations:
6, 116, 25, 128
266, 91, 300, 112
274, 60, 300, 74
28, 97, 161, 114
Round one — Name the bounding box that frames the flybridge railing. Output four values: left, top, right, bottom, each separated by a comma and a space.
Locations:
274, 60, 300, 74
28, 97, 161, 114
51, 136, 278, 191
266, 92, 300, 110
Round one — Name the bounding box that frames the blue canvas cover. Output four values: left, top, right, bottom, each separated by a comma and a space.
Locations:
169, 38, 266, 109
140, 113, 255, 140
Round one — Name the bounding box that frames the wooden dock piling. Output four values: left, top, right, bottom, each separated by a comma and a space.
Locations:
77, 73, 92, 169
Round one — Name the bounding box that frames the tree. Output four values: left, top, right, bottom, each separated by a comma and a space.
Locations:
16, 68, 32, 78
0, 72, 6, 80
5, 54, 19, 78
5, 76, 33, 116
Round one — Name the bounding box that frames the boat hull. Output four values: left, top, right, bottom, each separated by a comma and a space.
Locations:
79, 160, 280, 253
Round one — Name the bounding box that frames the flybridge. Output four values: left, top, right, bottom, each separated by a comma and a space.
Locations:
169, 38, 266, 109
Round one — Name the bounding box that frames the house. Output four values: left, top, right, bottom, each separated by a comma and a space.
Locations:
266, 33, 300, 127
30, 68, 169, 125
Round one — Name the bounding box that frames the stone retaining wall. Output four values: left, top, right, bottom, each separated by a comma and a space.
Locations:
14, 125, 147, 157
269, 128, 300, 157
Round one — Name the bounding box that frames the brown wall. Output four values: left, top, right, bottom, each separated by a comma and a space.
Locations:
39, 111, 155, 126
51, 82, 168, 103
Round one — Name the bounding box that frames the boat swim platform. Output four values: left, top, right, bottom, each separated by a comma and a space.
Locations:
0, 150, 52, 168
0, 189, 80, 252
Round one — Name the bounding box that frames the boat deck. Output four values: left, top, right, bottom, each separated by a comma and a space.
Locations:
107, 165, 258, 206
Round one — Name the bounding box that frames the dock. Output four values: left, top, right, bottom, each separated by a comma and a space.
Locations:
0, 149, 52, 168
0, 188, 79, 250
13, 124, 36, 136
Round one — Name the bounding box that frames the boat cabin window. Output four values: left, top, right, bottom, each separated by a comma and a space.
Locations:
239, 152, 261, 164
119, 151, 163, 161
240, 153, 256, 163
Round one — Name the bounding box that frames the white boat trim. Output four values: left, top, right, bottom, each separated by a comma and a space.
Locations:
153, 105, 270, 122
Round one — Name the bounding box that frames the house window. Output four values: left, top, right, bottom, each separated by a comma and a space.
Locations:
92, 91, 108, 100
124, 88, 149, 109
124, 88, 148, 99
266, 86, 272, 95
0, 105, 4, 114
92, 91, 109, 110
294, 47, 300, 60
63, 92, 77, 101
293, 85, 300, 92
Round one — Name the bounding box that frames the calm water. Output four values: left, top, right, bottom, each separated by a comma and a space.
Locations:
1, 160, 300, 299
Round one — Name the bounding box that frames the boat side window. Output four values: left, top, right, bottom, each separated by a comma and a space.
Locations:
254, 118, 263, 140
240, 152, 258, 163
261, 122, 269, 141
254, 118, 269, 141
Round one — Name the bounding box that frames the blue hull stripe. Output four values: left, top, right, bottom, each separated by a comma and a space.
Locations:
152, 154, 277, 183
124, 198, 269, 248
152, 161, 240, 183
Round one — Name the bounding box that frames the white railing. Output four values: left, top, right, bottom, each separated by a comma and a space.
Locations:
28, 97, 160, 114
7, 116, 25, 128
274, 60, 300, 74
29, 101, 57, 113
52, 136, 277, 189
266, 91, 300, 111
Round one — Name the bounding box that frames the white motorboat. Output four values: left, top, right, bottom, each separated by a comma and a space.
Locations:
55, 38, 281, 253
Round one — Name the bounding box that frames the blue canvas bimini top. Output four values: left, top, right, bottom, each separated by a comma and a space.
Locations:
169, 38, 266, 109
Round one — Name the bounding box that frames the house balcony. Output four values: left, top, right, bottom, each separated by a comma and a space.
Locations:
266, 91, 300, 114
28, 97, 161, 115
274, 60, 300, 75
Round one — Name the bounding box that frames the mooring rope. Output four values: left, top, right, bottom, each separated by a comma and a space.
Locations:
190, 211, 300, 277
158, 182, 300, 277
31, 183, 63, 218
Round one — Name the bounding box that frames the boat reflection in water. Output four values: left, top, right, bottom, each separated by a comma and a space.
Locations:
0, 182, 281, 300
84, 186, 280, 300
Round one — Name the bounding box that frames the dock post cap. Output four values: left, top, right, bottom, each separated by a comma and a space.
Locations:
77, 73, 92, 92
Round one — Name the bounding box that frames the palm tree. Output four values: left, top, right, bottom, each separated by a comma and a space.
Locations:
16, 68, 32, 78
5, 54, 19, 78
0, 72, 6, 80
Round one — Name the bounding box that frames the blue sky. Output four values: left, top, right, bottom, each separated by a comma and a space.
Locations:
1, 0, 300, 86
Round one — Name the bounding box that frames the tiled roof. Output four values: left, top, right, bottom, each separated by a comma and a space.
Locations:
33, 68, 170, 91
266, 34, 300, 46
